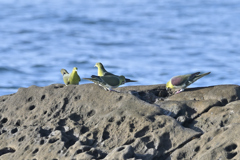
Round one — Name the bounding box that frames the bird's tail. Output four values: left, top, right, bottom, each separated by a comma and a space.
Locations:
83, 78, 93, 81
192, 72, 211, 83
84, 75, 100, 81
125, 78, 137, 82
83, 77, 102, 85
91, 75, 100, 79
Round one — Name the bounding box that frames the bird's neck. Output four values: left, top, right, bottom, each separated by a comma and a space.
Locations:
98, 66, 107, 76
71, 70, 76, 76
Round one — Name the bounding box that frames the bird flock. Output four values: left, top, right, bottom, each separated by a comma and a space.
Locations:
60, 62, 210, 94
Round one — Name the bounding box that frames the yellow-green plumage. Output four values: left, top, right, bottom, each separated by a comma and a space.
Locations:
95, 62, 110, 76
60, 67, 81, 85
83, 75, 125, 91
166, 80, 173, 89
94, 62, 136, 84
60, 69, 70, 85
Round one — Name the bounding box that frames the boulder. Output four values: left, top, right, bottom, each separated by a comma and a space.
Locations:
0, 84, 239, 159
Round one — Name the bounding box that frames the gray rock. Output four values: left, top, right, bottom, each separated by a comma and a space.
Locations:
105, 145, 134, 160
0, 84, 240, 159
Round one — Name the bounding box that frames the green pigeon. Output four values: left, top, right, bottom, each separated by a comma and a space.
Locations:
166, 72, 211, 94
60, 67, 81, 85
83, 75, 125, 91
94, 62, 137, 84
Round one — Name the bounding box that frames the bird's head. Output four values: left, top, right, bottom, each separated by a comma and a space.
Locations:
73, 67, 78, 72
60, 69, 69, 75
166, 80, 172, 90
94, 62, 103, 68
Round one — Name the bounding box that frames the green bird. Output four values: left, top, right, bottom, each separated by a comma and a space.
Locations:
166, 72, 211, 94
60, 67, 81, 85
94, 62, 137, 84
83, 75, 125, 91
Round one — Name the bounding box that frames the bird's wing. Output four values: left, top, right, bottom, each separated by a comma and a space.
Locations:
99, 75, 121, 87
103, 72, 115, 76
192, 72, 211, 83
171, 75, 190, 86
63, 74, 70, 85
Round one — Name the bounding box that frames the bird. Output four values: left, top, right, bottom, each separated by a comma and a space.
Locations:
60, 67, 81, 85
166, 72, 211, 94
94, 62, 137, 84
83, 75, 125, 91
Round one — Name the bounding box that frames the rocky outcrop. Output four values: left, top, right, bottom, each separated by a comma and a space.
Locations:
0, 84, 240, 159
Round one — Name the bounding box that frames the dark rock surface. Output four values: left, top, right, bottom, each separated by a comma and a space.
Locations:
0, 84, 240, 159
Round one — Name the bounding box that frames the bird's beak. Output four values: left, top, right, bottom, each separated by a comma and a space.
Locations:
94, 65, 97, 67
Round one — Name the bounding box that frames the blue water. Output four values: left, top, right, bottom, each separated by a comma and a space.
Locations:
1, 0, 240, 96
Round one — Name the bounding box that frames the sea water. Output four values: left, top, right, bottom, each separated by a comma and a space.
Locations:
1, 0, 240, 96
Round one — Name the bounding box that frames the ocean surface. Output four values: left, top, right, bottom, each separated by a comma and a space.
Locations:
1, 0, 240, 96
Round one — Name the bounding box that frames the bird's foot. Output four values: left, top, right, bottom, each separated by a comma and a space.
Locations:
107, 89, 120, 93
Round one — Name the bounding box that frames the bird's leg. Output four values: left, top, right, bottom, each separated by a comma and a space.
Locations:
175, 89, 184, 94
107, 88, 119, 92
101, 86, 109, 91
104, 87, 112, 91
110, 89, 119, 93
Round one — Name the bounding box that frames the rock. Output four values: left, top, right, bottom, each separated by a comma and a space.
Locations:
167, 124, 239, 160
105, 145, 134, 160
0, 84, 240, 159
166, 85, 240, 102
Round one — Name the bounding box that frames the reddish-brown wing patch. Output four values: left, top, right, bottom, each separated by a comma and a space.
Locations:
171, 77, 185, 86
